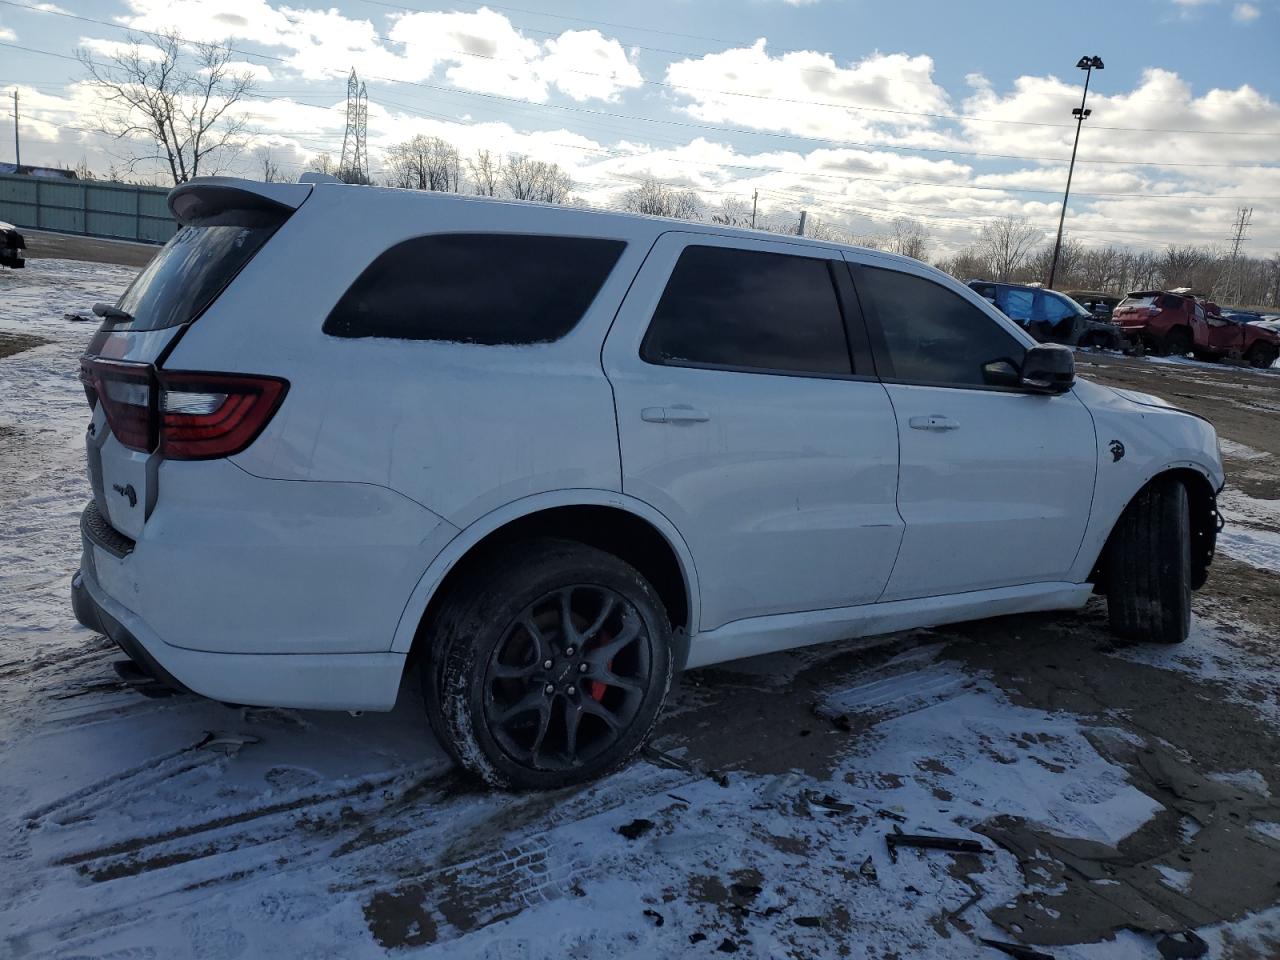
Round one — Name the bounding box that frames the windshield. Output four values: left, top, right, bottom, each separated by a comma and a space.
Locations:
110, 222, 278, 331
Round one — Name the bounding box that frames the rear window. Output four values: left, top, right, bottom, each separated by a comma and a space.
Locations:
112, 223, 279, 331
1118, 295, 1158, 310
323, 234, 625, 344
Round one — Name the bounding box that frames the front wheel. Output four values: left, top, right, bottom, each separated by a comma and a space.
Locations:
1246, 343, 1277, 369
424, 539, 674, 789
1104, 478, 1191, 644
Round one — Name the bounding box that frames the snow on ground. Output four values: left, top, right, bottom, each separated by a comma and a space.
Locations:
1218, 486, 1280, 573
3, 259, 1280, 958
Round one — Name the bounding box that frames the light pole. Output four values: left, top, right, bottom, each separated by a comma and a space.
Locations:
1047, 55, 1103, 289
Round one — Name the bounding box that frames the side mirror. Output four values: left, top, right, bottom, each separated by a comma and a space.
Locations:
982, 358, 1021, 388
1019, 343, 1075, 394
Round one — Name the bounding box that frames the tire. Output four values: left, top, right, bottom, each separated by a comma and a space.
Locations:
1104, 477, 1191, 644
1163, 327, 1192, 357
423, 539, 674, 789
1246, 344, 1277, 369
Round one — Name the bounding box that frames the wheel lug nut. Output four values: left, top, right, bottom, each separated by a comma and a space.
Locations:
566, 685, 577, 695
578, 663, 589, 673
544, 683, 555, 695
543, 659, 553, 669
565, 646, 576, 656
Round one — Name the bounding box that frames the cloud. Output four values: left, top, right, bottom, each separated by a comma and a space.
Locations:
1232, 2, 1261, 21
0, 26, 14, 42
116, 1, 642, 102
78, 36, 167, 61
665, 42, 955, 145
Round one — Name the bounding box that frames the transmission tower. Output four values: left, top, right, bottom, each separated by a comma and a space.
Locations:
338, 68, 369, 184
1222, 206, 1253, 305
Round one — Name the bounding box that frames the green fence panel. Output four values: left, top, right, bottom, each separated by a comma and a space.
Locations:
0, 173, 174, 243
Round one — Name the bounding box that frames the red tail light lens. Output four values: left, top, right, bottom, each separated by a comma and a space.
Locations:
158, 371, 287, 460
79, 359, 286, 459
80, 359, 155, 451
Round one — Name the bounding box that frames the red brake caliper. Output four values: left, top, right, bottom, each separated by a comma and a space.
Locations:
587, 628, 612, 702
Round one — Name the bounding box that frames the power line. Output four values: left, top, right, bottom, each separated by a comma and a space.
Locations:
4, 0, 1280, 141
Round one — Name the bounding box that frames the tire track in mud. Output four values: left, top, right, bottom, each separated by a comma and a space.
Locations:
7, 754, 696, 958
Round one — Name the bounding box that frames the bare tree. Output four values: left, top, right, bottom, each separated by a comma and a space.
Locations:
710, 196, 752, 228
620, 178, 702, 220
257, 148, 282, 183
890, 217, 930, 261
977, 215, 1042, 282
78, 31, 255, 185
307, 152, 335, 176
936, 246, 991, 281
386, 135, 461, 192
502, 154, 572, 204
804, 217, 847, 242
467, 149, 503, 197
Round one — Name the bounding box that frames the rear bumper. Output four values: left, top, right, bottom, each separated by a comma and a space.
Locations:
73, 562, 406, 711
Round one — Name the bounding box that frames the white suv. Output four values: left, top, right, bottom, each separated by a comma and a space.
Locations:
73, 177, 1224, 789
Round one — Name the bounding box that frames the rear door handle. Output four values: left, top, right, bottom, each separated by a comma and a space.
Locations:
909, 415, 960, 431
642, 405, 711, 424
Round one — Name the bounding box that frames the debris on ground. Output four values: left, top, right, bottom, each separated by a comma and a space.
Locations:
617, 818, 655, 840
885, 824, 987, 863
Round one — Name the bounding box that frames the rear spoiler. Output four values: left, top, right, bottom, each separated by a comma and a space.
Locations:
168, 177, 312, 228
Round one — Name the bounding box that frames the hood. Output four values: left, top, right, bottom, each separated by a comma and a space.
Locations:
1110, 387, 1179, 411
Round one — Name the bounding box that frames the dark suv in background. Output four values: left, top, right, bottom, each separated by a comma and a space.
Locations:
968, 281, 1125, 350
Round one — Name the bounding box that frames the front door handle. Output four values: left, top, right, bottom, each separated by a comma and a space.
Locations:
909, 415, 960, 431
642, 405, 711, 424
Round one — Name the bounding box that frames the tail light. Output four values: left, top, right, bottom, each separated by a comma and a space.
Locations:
79, 358, 287, 460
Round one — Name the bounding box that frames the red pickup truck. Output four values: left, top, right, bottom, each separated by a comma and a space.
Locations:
1113, 290, 1279, 368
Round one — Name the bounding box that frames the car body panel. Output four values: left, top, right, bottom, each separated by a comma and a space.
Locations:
602, 231, 904, 631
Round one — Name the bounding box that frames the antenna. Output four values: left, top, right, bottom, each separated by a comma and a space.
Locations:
339, 69, 369, 184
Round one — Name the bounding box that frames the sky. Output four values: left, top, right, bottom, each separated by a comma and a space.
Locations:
0, 0, 1278, 257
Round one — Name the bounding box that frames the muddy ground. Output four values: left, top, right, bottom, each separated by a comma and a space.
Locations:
2, 255, 1279, 959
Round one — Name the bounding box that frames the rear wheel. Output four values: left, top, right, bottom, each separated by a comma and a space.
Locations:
1104, 477, 1191, 644
1163, 327, 1193, 357
423, 539, 673, 789
1246, 343, 1277, 369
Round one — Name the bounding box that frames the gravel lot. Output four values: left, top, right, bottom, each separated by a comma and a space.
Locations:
1, 253, 1278, 959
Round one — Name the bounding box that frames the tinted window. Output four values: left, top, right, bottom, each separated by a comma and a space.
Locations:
114, 222, 280, 331
642, 246, 851, 375
857, 267, 1026, 387
324, 234, 625, 344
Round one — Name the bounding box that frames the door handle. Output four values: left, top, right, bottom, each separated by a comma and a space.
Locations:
909, 415, 960, 431
642, 405, 711, 424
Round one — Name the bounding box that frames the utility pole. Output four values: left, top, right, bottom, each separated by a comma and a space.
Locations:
797, 210, 807, 237
11, 89, 19, 171
1048, 55, 1104, 290
751, 189, 757, 229
1223, 206, 1253, 305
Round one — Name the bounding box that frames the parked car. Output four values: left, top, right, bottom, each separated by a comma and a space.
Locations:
73, 177, 1225, 789
0, 221, 24, 268
1113, 290, 1206, 356
1065, 290, 1122, 322
968, 280, 1125, 349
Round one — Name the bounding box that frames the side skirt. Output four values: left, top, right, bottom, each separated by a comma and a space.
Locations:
684, 582, 1093, 669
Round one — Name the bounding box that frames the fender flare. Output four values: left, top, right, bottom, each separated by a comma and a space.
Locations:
389, 488, 702, 655
1072, 457, 1220, 582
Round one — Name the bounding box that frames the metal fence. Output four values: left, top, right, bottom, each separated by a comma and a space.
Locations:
0, 174, 176, 244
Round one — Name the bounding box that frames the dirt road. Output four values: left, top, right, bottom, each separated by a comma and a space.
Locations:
1, 259, 1278, 959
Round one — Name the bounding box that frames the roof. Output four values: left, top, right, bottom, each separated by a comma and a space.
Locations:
0, 164, 78, 179
177, 175, 929, 273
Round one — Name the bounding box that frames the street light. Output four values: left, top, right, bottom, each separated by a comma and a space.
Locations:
1047, 55, 1104, 289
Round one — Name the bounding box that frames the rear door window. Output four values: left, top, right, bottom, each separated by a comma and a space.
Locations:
323, 234, 625, 344
855, 266, 1026, 387
640, 245, 852, 376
